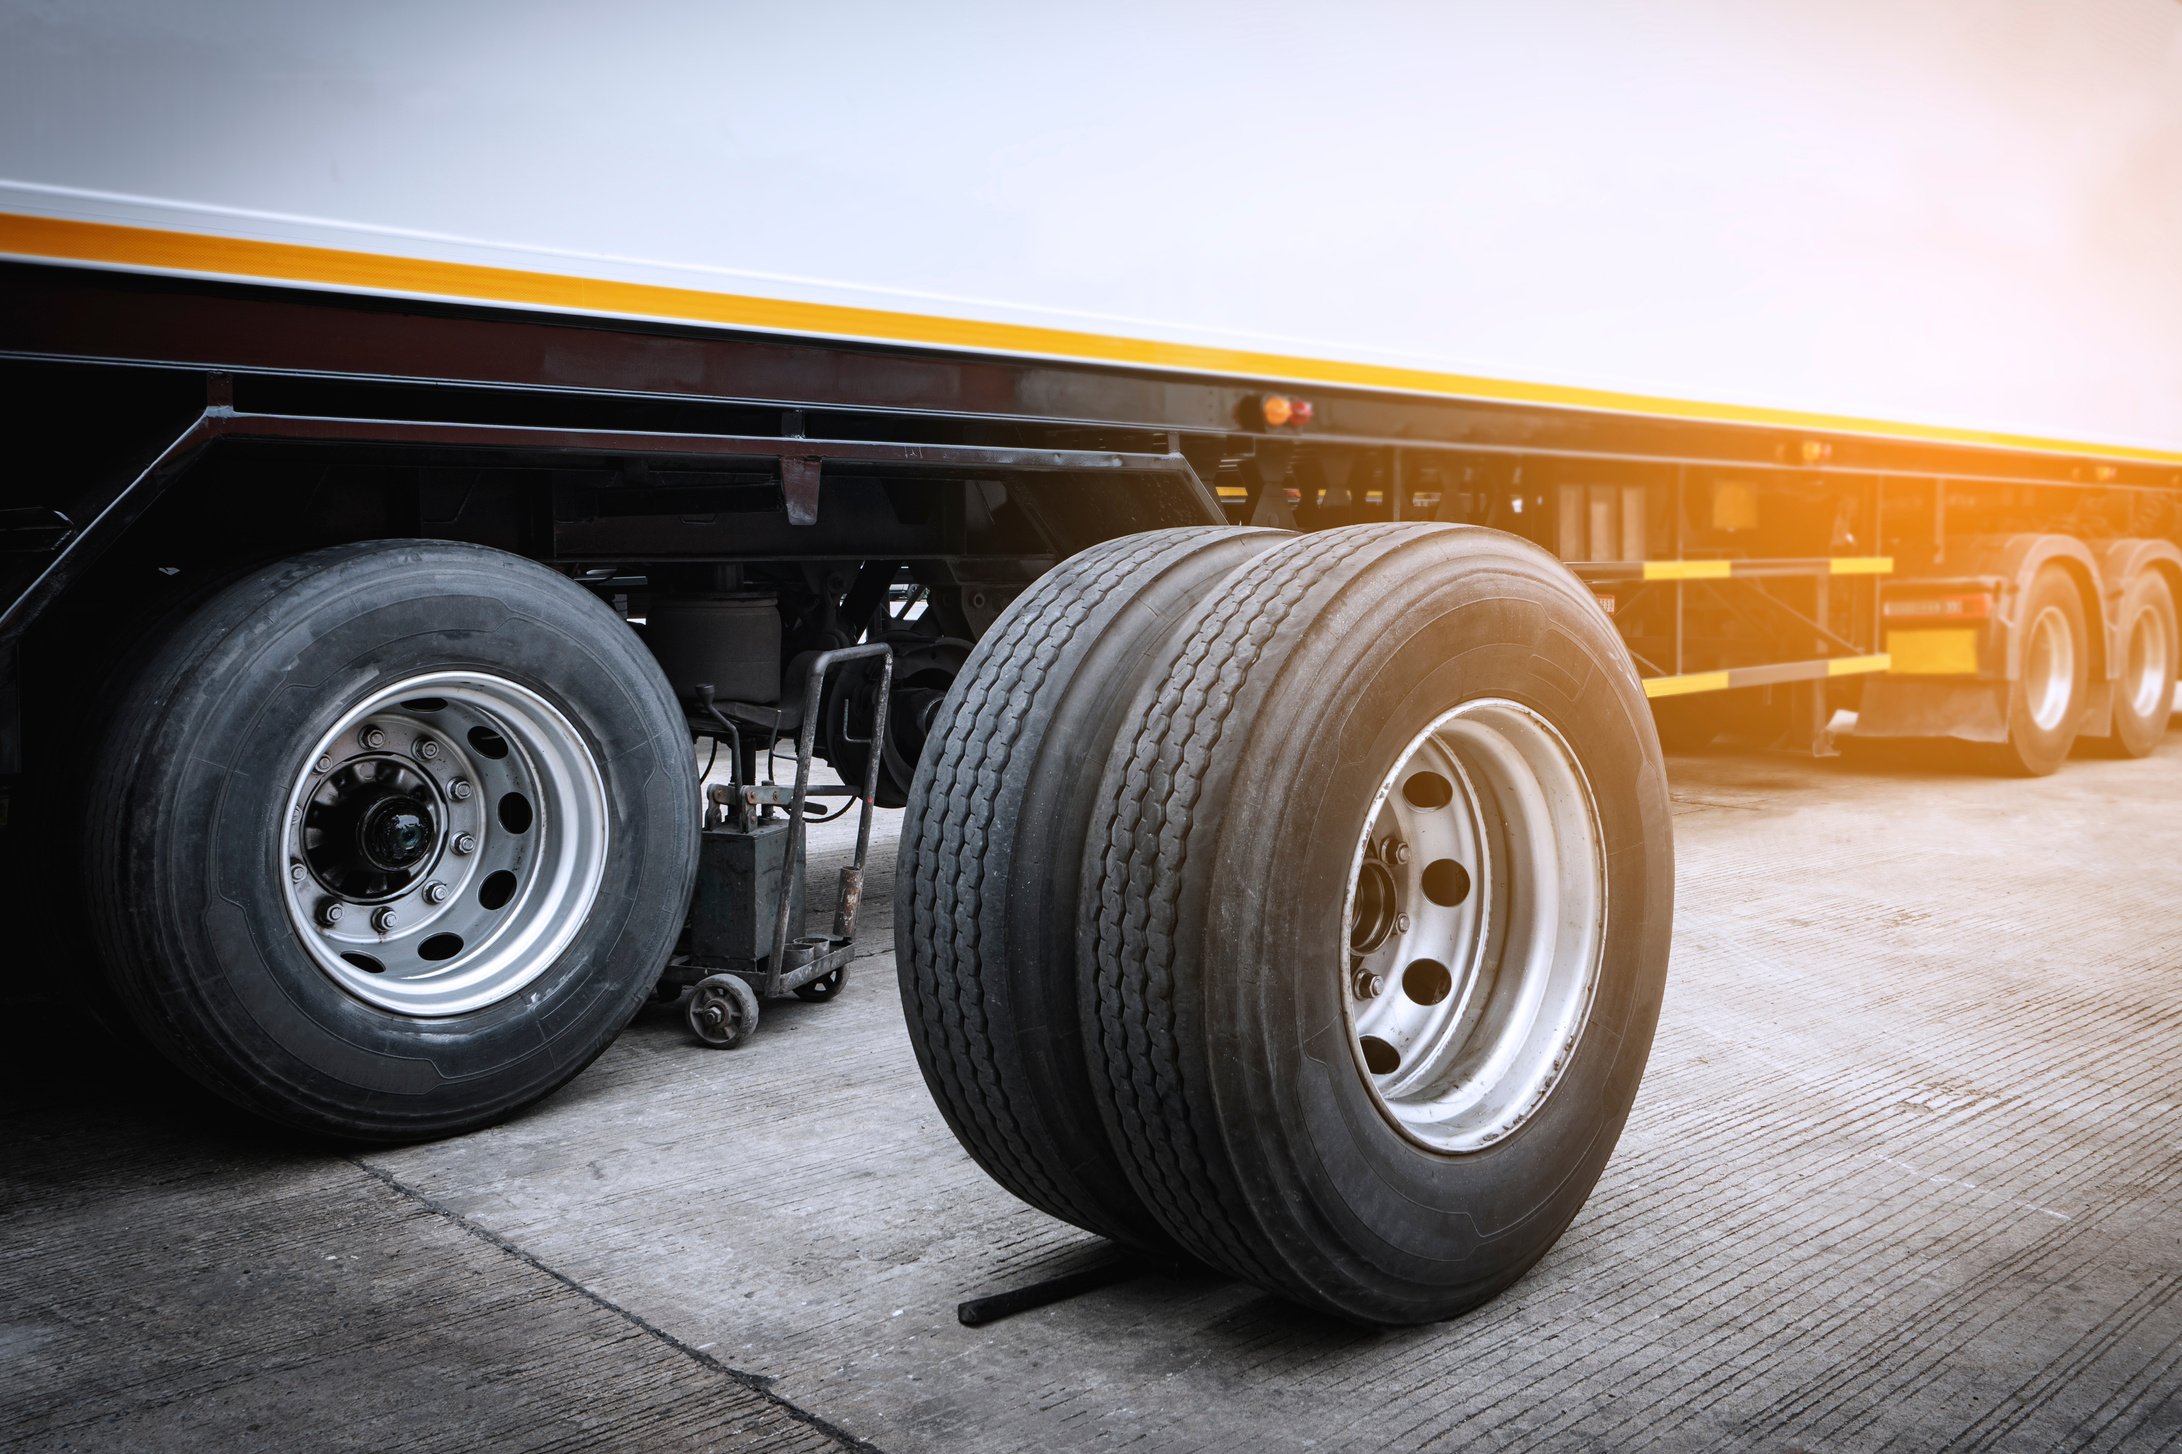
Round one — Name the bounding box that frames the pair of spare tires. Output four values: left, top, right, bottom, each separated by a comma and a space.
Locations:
896, 523, 1674, 1325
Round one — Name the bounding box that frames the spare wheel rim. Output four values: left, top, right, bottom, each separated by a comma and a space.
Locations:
1339, 698, 1607, 1154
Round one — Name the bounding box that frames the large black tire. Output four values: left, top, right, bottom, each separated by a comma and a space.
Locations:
896, 526, 1286, 1247
2092, 569, 2176, 759
1995, 564, 2089, 776
1080, 523, 1673, 1324
80, 540, 699, 1141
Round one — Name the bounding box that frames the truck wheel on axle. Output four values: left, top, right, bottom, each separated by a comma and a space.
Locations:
687, 973, 760, 1047
2098, 569, 2177, 758
79, 540, 699, 1140
1081, 523, 1673, 1324
896, 526, 1287, 1250
1997, 563, 2089, 776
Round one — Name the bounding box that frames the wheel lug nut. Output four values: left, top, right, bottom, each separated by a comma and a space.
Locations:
290, 863, 305, 883
1396, 913, 1410, 933
414, 739, 441, 761
359, 726, 386, 750
1353, 970, 1383, 999
449, 779, 474, 801
372, 907, 399, 933
454, 833, 477, 855
319, 901, 345, 927
314, 754, 333, 774
424, 881, 450, 904
1392, 843, 1411, 864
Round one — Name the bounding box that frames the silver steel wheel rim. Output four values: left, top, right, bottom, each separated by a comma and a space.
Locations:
2025, 604, 2075, 733
279, 670, 611, 1017
1340, 699, 1606, 1154
2124, 602, 2172, 720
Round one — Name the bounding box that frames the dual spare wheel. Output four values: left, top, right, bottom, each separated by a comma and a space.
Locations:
898, 522, 1674, 1324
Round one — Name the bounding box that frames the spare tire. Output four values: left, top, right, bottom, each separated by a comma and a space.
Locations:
1081, 522, 1673, 1323
896, 526, 1286, 1247
80, 539, 699, 1141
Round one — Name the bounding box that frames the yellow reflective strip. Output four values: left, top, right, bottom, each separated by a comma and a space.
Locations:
1641, 560, 1733, 581
1885, 628, 1981, 675
1825, 653, 1892, 676
1828, 556, 1894, 575
8, 211, 2182, 468
1643, 670, 1732, 698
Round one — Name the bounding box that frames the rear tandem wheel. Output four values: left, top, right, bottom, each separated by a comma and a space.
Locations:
77, 539, 701, 1141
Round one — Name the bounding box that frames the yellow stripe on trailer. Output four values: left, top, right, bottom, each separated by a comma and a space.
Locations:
1826, 653, 1892, 676
1643, 670, 1733, 698
1828, 556, 1893, 575
1640, 560, 1733, 581
9, 211, 2182, 471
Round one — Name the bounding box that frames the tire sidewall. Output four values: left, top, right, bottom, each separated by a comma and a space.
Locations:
113, 545, 695, 1135
2006, 566, 2089, 771
1199, 535, 1673, 1317
2109, 571, 2177, 756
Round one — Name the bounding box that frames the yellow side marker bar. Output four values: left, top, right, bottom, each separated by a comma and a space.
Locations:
1644, 671, 1733, 698
1642, 653, 1891, 697
1641, 560, 1733, 582
1630, 557, 1890, 581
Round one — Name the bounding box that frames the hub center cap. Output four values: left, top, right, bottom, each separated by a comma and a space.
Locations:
360, 795, 434, 871
303, 759, 442, 901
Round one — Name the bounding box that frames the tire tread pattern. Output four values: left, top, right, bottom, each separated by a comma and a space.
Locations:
1083, 524, 1411, 1286
898, 528, 1265, 1240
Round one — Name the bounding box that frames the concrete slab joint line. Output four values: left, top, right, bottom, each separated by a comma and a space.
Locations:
347, 1157, 887, 1454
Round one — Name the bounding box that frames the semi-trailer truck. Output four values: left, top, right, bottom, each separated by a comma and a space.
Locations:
3, 1, 2178, 1323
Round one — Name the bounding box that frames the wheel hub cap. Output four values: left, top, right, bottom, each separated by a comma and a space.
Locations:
1340, 699, 1607, 1153
360, 795, 434, 871
280, 671, 611, 1017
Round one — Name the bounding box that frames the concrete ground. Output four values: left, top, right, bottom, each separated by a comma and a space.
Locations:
5, 737, 2181, 1452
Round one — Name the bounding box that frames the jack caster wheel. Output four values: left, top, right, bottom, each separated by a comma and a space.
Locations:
687, 973, 759, 1047
793, 966, 848, 1003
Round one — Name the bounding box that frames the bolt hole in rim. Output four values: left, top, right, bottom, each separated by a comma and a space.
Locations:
1340, 699, 1607, 1153
2125, 599, 2172, 720
280, 671, 610, 1016
2024, 603, 2076, 733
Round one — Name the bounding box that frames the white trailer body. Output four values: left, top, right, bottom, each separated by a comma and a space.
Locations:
4, 0, 2181, 462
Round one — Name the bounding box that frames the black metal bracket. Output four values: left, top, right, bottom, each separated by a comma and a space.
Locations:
956, 1244, 1188, 1328
0, 392, 1212, 653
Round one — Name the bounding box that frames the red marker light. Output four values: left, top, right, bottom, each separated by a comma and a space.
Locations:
1883, 593, 1991, 622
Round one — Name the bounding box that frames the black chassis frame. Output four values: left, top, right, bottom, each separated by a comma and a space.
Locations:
4, 259, 2181, 777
